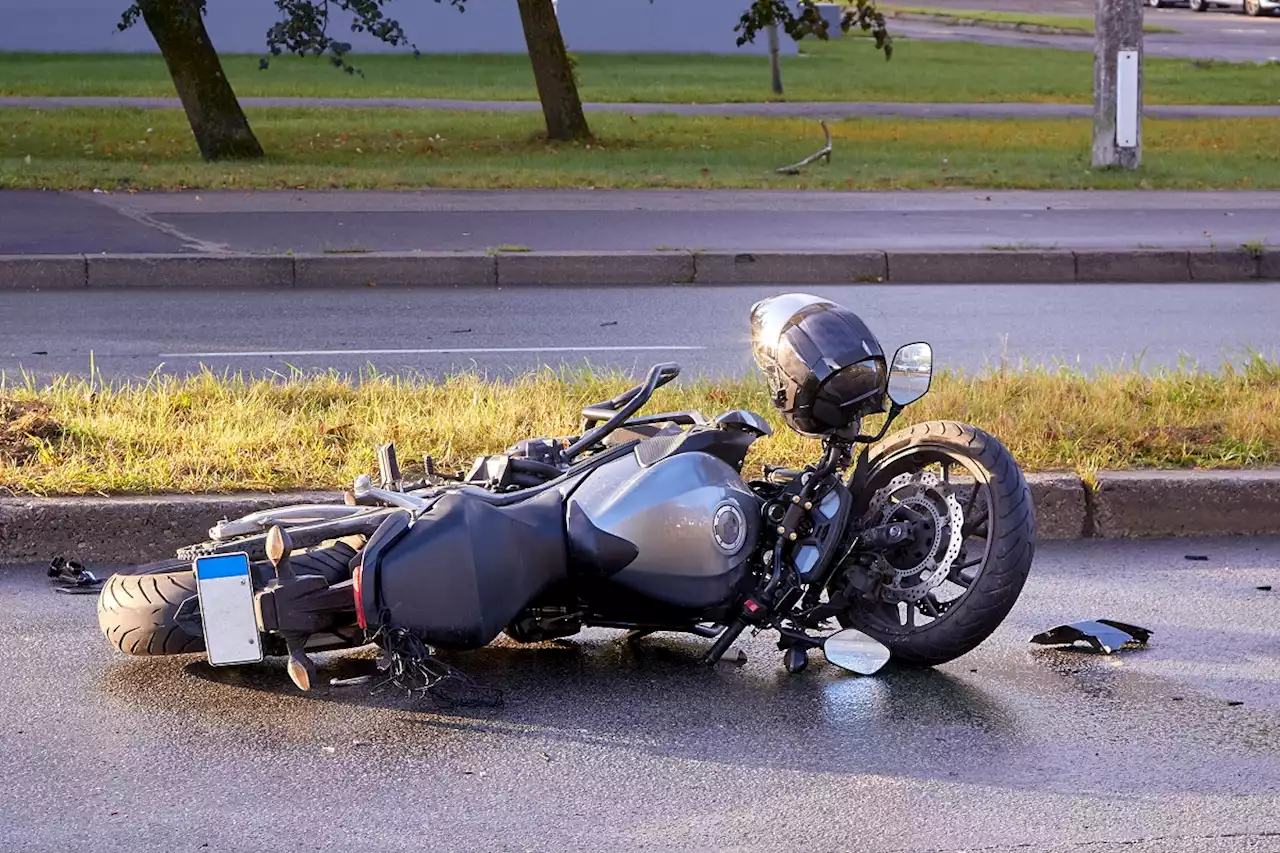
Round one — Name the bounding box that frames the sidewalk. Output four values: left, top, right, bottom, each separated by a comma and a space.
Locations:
5, 96, 1280, 120
3, 189, 1278, 287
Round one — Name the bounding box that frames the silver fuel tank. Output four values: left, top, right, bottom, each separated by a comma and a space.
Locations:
565, 443, 763, 609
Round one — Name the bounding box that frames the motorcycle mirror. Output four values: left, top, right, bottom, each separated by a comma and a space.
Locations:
822, 628, 891, 676
887, 342, 933, 408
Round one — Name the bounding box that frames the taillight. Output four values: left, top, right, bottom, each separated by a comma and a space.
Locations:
352, 558, 367, 630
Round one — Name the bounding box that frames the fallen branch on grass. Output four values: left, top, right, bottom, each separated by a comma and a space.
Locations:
776, 120, 832, 175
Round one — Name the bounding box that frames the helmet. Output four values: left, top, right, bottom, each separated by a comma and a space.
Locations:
749, 293, 887, 438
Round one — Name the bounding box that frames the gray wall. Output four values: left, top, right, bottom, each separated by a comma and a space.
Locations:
557, 0, 796, 55
0, 0, 792, 55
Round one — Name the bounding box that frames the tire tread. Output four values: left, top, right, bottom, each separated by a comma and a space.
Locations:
843, 420, 1037, 667
97, 540, 359, 658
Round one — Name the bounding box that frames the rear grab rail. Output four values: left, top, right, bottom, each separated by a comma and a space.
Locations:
565, 363, 680, 462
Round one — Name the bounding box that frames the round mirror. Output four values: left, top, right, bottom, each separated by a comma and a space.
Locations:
887, 342, 933, 408
822, 628, 891, 676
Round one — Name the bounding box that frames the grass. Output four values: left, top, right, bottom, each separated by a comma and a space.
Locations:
880, 5, 1176, 34
0, 42, 1275, 105
2, 358, 1279, 497
2, 108, 1278, 191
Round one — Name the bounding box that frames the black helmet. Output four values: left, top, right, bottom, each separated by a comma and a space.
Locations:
750, 293, 887, 438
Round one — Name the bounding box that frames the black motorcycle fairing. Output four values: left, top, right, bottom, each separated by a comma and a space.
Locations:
566, 505, 640, 577
359, 486, 569, 650
354, 509, 413, 623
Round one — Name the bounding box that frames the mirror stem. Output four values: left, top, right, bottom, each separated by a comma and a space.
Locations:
853, 403, 902, 445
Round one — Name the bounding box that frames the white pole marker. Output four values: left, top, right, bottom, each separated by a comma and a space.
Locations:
1116, 49, 1139, 149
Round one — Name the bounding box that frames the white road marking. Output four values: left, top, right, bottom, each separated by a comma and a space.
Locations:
161, 345, 707, 358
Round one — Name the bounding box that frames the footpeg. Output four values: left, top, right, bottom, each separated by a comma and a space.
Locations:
264, 525, 319, 691
266, 525, 296, 583
285, 636, 317, 691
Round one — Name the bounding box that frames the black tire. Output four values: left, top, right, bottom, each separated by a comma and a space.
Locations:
1243, 0, 1261, 15
1190, 0, 1208, 11
839, 421, 1036, 667
97, 540, 361, 658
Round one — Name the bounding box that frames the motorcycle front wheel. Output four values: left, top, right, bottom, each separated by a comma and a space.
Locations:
837, 420, 1036, 667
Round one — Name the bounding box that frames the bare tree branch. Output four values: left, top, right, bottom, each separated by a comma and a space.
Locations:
776, 120, 832, 174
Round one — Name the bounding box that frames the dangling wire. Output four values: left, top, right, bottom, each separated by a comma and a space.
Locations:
369, 614, 504, 709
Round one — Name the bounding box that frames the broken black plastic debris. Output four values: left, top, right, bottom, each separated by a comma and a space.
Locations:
1257, 585, 1272, 592
1184, 555, 1209, 561
1029, 619, 1152, 654
47, 556, 105, 595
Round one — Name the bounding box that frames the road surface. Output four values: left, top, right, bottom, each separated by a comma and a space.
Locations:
890, 11, 1280, 63
2, 537, 1277, 853
2, 281, 1277, 380
4, 190, 1280, 256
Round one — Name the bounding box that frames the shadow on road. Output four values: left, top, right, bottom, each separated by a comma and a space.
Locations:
87, 625, 1279, 798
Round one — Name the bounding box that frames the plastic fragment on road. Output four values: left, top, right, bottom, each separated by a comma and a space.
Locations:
47, 556, 105, 595
1029, 619, 1152, 655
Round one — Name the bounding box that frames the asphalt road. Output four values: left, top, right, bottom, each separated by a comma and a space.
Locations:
5, 190, 1280, 256
1, 281, 1277, 381
890, 11, 1280, 63
2, 537, 1278, 853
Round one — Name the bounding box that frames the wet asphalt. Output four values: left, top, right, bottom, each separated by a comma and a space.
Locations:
1, 537, 1278, 853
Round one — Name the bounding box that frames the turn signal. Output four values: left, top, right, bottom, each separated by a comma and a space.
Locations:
352, 559, 367, 630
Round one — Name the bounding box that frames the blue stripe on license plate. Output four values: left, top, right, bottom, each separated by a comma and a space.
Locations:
195, 553, 251, 581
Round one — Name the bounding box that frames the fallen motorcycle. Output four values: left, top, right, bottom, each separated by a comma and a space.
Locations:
98, 293, 1037, 692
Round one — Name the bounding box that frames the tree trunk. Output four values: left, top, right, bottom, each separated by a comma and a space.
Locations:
767, 23, 783, 96
515, 0, 592, 141
138, 0, 263, 161
1091, 0, 1143, 169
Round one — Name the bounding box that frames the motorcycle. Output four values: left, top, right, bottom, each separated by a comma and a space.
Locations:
98, 293, 1036, 694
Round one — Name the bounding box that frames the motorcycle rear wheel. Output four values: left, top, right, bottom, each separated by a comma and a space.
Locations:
838, 420, 1036, 667
98, 539, 362, 657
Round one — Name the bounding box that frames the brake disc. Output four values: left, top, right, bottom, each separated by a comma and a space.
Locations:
863, 470, 964, 603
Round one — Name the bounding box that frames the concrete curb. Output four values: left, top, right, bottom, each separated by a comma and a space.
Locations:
498, 250, 694, 286
0, 491, 340, 565
694, 251, 887, 284
1091, 470, 1280, 538
2, 472, 1278, 565
3, 248, 1277, 289
294, 252, 496, 287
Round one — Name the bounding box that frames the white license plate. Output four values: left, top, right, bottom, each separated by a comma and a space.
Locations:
193, 552, 264, 666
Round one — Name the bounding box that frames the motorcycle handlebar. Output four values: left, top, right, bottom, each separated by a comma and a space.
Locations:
564, 363, 681, 462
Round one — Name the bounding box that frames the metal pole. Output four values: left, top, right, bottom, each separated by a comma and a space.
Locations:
767, 22, 783, 96
1092, 0, 1143, 169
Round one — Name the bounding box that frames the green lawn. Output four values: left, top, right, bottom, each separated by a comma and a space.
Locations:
0, 40, 1274, 104
4, 359, 1280, 495
2, 108, 1276, 191
881, 5, 1177, 34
